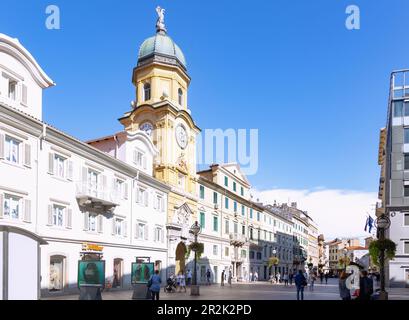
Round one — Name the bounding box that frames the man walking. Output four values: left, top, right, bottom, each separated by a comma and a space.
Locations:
358, 271, 374, 300
221, 270, 225, 286
228, 269, 232, 286
186, 269, 192, 286
206, 269, 211, 285
283, 272, 289, 286
324, 272, 329, 284
320, 272, 324, 284
289, 272, 294, 286
294, 270, 307, 300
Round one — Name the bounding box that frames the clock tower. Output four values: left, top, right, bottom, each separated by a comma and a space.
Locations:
119, 7, 200, 274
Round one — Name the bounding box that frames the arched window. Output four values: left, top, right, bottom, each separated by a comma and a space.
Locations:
178, 88, 183, 105
143, 83, 151, 101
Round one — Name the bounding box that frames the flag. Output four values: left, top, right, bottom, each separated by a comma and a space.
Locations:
368, 216, 374, 233
365, 215, 374, 233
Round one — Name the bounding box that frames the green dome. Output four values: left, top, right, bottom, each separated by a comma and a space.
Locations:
138, 32, 186, 68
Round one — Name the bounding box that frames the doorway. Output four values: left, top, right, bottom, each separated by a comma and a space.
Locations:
49, 255, 65, 292
113, 258, 123, 288
175, 242, 187, 275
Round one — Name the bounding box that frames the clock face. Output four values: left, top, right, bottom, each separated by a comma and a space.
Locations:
175, 124, 188, 149
140, 122, 153, 136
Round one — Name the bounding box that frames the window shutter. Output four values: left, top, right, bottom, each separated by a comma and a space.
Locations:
83, 212, 89, 231
23, 199, 31, 223
81, 167, 88, 192
144, 190, 148, 207
112, 218, 116, 235
133, 150, 137, 164
97, 215, 103, 233
153, 194, 157, 210
67, 161, 73, 181
161, 229, 164, 243
135, 188, 139, 203
123, 221, 127, 237
22, 83, 28, 105
102, 175, 107, 195
0, 194, 4, 218
143, 155, 147, 169
0, 134, 4, 159
47, 205, 53, 225
135, 224, 140, 239
66, 208, 72, 229
161, 197, 165, 212
23, 143, 31, 167
144, 224, 149, 240
123, 182, 128, 200
48, 153, 54, 174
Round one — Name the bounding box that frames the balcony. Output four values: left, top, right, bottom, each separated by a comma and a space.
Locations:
76, 182, 119, 213
230, 253, 244, 263
229, 233, 247, 246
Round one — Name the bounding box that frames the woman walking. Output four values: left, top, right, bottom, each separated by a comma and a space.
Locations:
177, 271, 187, 292
338, 271, 351, 300
148, 270, 162, 301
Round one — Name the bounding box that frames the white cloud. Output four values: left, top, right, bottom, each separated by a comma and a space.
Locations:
254, 188, 378, 241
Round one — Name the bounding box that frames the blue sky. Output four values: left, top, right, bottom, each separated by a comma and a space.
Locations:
1, 0, 408, 195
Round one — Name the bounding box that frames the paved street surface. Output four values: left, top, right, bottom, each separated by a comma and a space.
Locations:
44, 278, 409, 300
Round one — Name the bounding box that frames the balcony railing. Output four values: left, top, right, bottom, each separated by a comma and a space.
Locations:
229, 233, 247, 246
75, 182, 120, 213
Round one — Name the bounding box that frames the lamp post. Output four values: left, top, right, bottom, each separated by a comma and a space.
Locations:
272, 248, 277, 276
190, 221, 201, 296
376, 214, 391, 300
343, 246, 348, 272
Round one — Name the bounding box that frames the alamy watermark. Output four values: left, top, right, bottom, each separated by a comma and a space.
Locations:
45, 5, 60, 30
345, 5, 360, 30
196, 129, 259, 176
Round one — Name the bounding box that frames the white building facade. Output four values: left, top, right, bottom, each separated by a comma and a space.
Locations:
0, 33, 170, 298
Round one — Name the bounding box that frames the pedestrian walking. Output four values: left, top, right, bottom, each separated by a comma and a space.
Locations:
186, 269, 192, 286
249, 272, 253, 282
276, 272, 281, 284
221, 270, 225, 286
338, 271, 351, 301
254, 271, 258, 282
289, 272, 293, 286
320, 272, 324, 284
309, 272, 316, 291
177, 271, 186, 292
283, 272, 289, 286
358, 271, 373, 300
294, 270, 307, 301
148, 270, 162, 301
324, 272, 329, 284
228, 269, 232, 286
206, 269, 211, 285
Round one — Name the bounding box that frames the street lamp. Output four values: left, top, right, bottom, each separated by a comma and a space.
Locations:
272, 248, 278, 276
376, 214, 391, 300
190, 221, 201, 296
343, 246, 348, 272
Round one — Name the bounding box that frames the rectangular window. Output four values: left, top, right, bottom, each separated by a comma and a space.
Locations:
178, 174, 185, 188
405, 128, 409, 144
394, 101, 404, 117
154, 227, 163, 242
241, 249, 246, 258
257, 212, 260, 221
233, 182, 237, 192
54, 154, 66, 178
241, 205, 245, 216
200, 212, 205, 230
3, 194, 20, 219
405, 213, 409, 226
405, 184, 409, 197
213, 216, 218, 232
52, 205, 64, 227
199, 185, 205, 199
8, 80, 17, 100
88, 214, 97, 232
240, 186, 244, 196
234, 222, 238, 234
155, 194, 164, 212
234, 201, 237, 212
250, 251, 255, 259
256, 252, 262, 260
225, 247, 229, 257
88, 169, 99, 197
404, 241, 409, 254
250, 208, 253, 219
224, 176, 228, 187
137, 187, 148, 206
213, 192, 218, 204
225, 220, 229, 234
137, 223, 145, 239
115, 218, 123, 236
242, 225, 246, 235
405, 154, 409, 170
225, 197, 229, 209
213, 245, 218, 255
5, 136, 20, 164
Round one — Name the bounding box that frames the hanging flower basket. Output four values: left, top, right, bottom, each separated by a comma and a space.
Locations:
185, 242, 204, 259
268, 257, 280, 268
369, 239, 396, 266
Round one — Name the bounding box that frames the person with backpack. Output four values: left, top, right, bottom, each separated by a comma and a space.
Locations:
148, 270, 162, 300
358, 270, 373, 300
294, 270, 307, 300
338, 271, 351, 300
